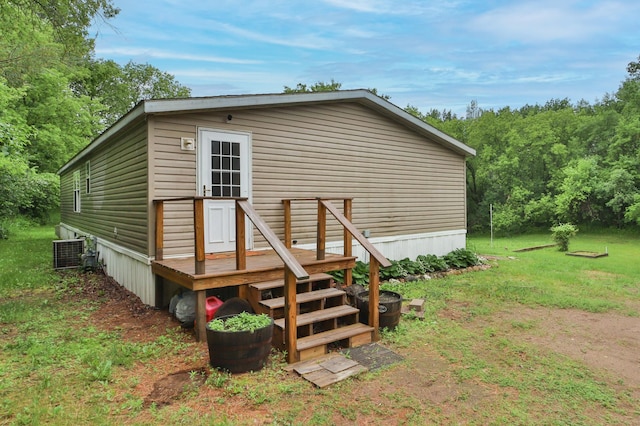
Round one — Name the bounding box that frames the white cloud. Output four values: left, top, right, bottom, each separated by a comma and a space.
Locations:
95, 47, 262, 65
320, 0, 462, 16
206, 20, 335, 50
471, 1, 635, 44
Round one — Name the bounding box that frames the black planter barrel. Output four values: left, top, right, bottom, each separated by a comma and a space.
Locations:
206, 315, 274, 374
356, 290, 402, 330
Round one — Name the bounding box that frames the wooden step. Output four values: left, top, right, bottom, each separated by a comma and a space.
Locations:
296, 323, 374, 361
260, 287, 345, 311
274, 305, 359, 329
250, 273, 333, 292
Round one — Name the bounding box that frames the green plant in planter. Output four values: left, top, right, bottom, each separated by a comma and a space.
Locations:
206, 312, 272, 332
550, 223, 578, 252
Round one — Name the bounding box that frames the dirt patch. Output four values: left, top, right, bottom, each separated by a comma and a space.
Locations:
144, 368, 208, 408
484, 306, 640, 389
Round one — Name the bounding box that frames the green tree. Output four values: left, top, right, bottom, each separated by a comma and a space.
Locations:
18, 68, 102, 172
284, 79, 342, 93
555, 157, 602, 223
74, 59, 191, 128
1, 0, 119, 86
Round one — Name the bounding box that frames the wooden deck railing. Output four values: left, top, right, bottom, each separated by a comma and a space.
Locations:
282, 198, 392, 340
154, 197, 309, 353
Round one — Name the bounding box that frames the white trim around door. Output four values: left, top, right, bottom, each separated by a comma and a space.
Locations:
197, 128, 252, 253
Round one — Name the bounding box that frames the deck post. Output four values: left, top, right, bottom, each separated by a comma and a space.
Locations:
343, 199, 353, 286
235, 200, 246, 271
284, 266, 298, 363
317, 199, 326, 260
235, 200, 248, 299
194, 198, 205, 275
368, 258, 380, 341
195, 290, 207, 342
154, 201, 164, 261
283, 199, 292, 248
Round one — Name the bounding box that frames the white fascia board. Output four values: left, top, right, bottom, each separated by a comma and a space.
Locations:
142, 90, 371, 114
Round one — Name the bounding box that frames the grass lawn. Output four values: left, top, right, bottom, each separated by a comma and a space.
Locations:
1, 225, 639, 424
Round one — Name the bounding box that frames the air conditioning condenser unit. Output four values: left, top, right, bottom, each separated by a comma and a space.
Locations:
53, 239, 85, 270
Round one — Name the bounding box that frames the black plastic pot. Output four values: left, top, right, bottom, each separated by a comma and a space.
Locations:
356, 290, 402, 330
206, 314, 274, 374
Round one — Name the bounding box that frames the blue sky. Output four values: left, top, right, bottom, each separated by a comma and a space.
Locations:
92, 0, 640, 116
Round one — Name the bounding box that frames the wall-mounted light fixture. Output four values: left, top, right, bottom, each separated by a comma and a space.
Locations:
226, 114, 233, 123
180, 137, 195, 151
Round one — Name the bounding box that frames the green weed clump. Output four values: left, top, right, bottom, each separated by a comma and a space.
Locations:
206, 312, 272, 332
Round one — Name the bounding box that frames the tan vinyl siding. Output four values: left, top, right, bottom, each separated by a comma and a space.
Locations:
148, 116, 198, 256
150, 102, 467, 255
60, 121, 149, 254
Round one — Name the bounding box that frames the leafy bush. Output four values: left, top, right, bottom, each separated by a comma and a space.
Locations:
443, 248, 480, 269
550, 223, 578, 252
416, 254, 449, 273
0, 155, 59, 235
20, 172, 60, 224
380, 259, 409, 280
352, 261, 370, 285
0, 155, 30, 221
331, 248, 482, 285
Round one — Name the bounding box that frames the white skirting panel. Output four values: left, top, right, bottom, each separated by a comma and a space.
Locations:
57, 223, 155, 306
296, 229, 468, 263
99, 245, 155, 306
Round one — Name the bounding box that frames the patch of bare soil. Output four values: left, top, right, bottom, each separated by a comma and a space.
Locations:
483, 305, 640, 389
70, 271, 640, 423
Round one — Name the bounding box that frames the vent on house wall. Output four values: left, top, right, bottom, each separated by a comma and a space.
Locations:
53, 239, 84, 270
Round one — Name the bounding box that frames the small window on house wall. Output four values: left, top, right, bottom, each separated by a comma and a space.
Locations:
73, 170, 81, 213
85, 161, 91, 194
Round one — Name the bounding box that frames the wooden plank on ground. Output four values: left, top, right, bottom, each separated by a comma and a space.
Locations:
319, 356, 359, 374
302, 364, 368, 388
286, 353, 341, 373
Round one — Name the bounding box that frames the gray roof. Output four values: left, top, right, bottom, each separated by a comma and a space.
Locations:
59, 90, 475, 174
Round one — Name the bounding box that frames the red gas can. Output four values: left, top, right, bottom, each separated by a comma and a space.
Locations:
206, 296, 223, 322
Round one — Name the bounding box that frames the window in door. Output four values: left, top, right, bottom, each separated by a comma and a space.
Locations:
210, 140, 241, 197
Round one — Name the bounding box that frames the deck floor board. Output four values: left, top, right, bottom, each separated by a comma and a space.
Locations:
152, 248, 355, 291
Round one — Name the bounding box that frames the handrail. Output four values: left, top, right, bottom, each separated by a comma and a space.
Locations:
153, 196, 308, 279
237, 199, 309, 363
319, 199, 391, 341
236, 200, 308, 280
319, 200, 391, 268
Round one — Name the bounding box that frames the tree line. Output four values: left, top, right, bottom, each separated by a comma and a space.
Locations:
282, 61, 640, 235
1, 0, 638, 237
0, 0, 189, 235
415, 57, 640, 234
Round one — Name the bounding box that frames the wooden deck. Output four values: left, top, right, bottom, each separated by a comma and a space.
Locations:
151, 248, 356, 292
152, 197, 390, 363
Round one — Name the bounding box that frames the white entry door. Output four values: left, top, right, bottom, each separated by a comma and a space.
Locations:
198, 130, 251, 253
